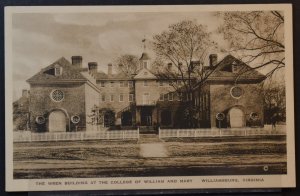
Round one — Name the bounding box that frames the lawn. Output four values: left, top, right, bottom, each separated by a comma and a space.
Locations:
13, 135, 287, 179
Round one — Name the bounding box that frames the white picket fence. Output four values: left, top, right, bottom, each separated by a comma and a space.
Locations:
13, 129, 139, 142
159, 125, 286, 138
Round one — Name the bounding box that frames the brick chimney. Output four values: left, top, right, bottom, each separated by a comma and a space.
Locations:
71, 56, 82, 68
108, 63, 112, 75
88, 62, 98, 74
209, 54, 218, 67
22, 89, 29, 98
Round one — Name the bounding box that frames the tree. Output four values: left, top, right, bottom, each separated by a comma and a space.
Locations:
218, 11, 285, 78
114, 54, 139, 77
152, 20, 217, 127
262, 78, 286, 124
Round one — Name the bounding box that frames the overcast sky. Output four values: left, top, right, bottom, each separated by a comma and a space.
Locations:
11, 11, 229, 100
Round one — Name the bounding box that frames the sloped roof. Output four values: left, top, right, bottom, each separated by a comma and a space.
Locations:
94, 71, 133, 80
27, 57, 87, 84
134, 68, 157, 80
207, 55, 266, 82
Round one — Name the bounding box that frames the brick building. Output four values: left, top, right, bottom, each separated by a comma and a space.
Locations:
23, 51, 265, 132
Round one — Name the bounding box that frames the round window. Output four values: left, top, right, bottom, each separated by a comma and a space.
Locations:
250, 112, 259, 120
50, 89, 64, 102
35, 116, 45, 124
216, 113, 225, 121
230, 86, 243, 99
71, 115, 80, 124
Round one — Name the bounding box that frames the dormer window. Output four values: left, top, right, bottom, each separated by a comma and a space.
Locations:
54, 66, 62, 76
232, 61, 238, 73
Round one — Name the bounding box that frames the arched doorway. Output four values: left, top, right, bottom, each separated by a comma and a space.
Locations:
48, 110, 67, 132
121, 111, 132, 126
229, 107, 244, 128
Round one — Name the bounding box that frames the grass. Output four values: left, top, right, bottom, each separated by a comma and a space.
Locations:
13, 135, 287, 179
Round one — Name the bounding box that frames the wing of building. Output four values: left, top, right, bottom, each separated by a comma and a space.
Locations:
21, 52, 266, 133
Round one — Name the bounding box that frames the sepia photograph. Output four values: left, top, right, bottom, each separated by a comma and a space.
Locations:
5, 4, 295, 191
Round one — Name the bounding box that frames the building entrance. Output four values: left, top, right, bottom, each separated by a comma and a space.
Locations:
140, 107, 152, 126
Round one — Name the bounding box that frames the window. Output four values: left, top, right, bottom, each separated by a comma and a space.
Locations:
128, 81, 133, 88
50, 89, 64, 102
110, 94, 114, 102
120, 81, 124, 87
232, 61, 238, 73
164, 94, 168, 101
110, 81, 114, 87
168, 93, 173, 101
144, 80, 148, 86
143, 61, 147, 69
119, 94, 124, 102
55, 67, 62, 76
159, 93, 164, 101
159, 81, 164, 86
230, 86, 243, 99
177, 92, 182, 101
129, 94, 134, 102
101, 94, 106, 102
100, 81, 105, 87
71, 115, 80, 124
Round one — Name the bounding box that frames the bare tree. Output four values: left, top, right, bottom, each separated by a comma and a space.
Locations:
262, 78, 286, 124
218, 11, 285, 78
152, 20, 217, 127
152, 20, 216, 100
114, 54, 139, 76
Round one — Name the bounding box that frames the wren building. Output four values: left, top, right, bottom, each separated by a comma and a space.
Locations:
24, 51, 265, 132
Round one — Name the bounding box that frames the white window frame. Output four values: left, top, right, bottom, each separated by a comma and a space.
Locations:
119, 81, 124, 87
119, 94, 124, 102
54, 67, 62, 76
129, 94, 134, 102
101, 94, 106, 102
159, 93, 164, 101
168, 93, 174, 101
110, 94, 114, 102
100, 81, 105, 87
128, 81, 133, 88
144, 80, 148, 86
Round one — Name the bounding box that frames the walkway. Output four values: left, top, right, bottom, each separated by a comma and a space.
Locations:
138, 134, 168, 158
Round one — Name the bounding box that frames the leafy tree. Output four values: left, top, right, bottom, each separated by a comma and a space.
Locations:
218, 11, 285, 78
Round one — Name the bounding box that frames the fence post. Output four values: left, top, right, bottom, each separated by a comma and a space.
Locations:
194, 129, 196, 138
29, 132, 32, 142
158, 127, 161, 139
122, 131, 125, 140
219, 129, 222, 137
81, 132, 84, 141
244, 129, 247, 136
137, 127, 140, 139
177, 129, 179, 138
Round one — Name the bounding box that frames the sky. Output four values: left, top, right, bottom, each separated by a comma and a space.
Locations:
11, 11, 229, 100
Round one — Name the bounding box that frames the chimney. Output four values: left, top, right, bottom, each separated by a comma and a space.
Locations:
108, 63, 112, 75
167, 63, 172, 70
22, 89, 29, 98
88, 62, 98, 74
209, 54, 218, 67
71, 56, 82, 68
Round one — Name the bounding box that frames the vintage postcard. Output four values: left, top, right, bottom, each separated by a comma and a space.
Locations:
5, 4, 295, 192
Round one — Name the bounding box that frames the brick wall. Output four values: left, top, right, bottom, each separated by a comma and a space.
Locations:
29, 83, 86, 132
209, 83, 264, 128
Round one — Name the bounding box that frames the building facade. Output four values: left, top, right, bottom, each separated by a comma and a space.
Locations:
21, 51, 265, 132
